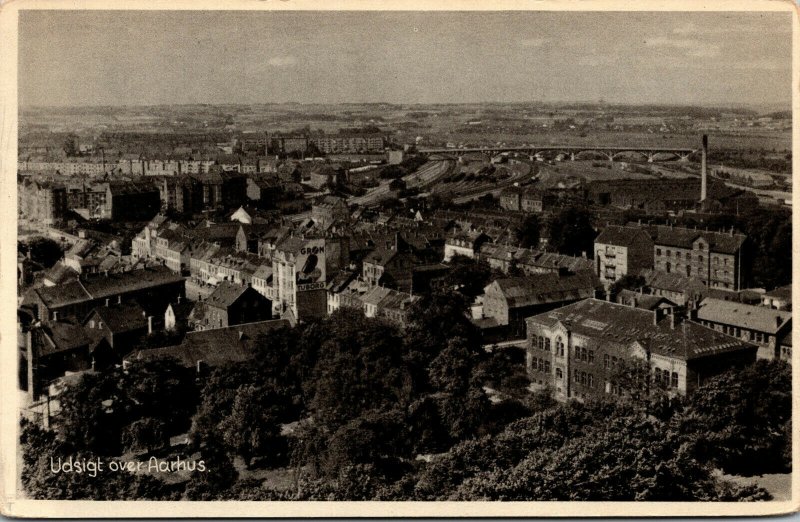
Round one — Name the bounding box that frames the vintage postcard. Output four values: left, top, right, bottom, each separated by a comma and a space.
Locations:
0, 0, 797, 517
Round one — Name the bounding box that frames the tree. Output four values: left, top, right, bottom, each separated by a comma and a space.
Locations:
678, 360, 791, 475
515, 214, 541, 249
122, 417, 169, 455
547, 206, 596, 257
443, 255, 493, 298
219, 384, 287, 469
23, 237, 63, 268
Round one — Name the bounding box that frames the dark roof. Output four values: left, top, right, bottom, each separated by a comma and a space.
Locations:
205, 282, 250, 309
641, 269, 707, 296
33, 266, 184, 309
32, 323, 91, 357
527, 298, 757, 361
595, 225, 653, 248
107, 180, 158, 195
85, 302, 147, 334
486, 270, 601, 308
127, 319, 290, 368
645, 225, 746, 254
764, 285, 792, 300
616, 289, 675, 310
80, 267, 184, 300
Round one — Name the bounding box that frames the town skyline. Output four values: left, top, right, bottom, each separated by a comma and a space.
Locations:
20, 11, 792, 108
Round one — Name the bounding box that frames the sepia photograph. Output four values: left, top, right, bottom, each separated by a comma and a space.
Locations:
2, 1, 796, 517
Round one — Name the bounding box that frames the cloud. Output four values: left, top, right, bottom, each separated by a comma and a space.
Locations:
518, 37, 548, 48
644, 37, 720, 58
268, 55, 298, 67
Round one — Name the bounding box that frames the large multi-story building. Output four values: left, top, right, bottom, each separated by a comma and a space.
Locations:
646, 225, 748, 291
272, 237, 328, 320
482, 270, 600, 338
525, 298, 758, 402
309, 134, 385, 154
105, 181, 161, 221
18, 179, 68, 225
593, 225, 654, 285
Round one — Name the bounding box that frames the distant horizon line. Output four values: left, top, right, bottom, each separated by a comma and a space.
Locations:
19, 100, 791, 111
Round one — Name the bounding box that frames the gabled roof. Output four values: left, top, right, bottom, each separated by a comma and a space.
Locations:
527, 298, 757, 361
646, 225, 746, 254
641, 269, 707, 296
126, 319, 290, 368
486, 270, 600, 308
205, 282, 252, 309
595, 225, 653, 248
696, 298, 792, 335
31, 322, 92, 357
85, 302, 147, 334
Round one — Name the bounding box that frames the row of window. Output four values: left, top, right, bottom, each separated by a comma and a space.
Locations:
654, 368, 679, 388
531, 357, 551, 374
574, 346, 595, 364
698, 320, 769, 343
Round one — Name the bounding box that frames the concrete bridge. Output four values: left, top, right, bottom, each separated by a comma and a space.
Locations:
417, 145, 699, 163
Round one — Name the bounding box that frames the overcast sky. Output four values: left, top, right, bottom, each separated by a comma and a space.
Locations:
19, 10, 792, 108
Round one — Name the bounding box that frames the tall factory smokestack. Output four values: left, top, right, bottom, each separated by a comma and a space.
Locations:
700, 134, 708, 202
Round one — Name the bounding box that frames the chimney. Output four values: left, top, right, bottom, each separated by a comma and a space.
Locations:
147, 316, 153, 334
105, 298, 110, 307
117, 295, 122, 305
700, 134, 708, 202
52, 311, 59, 322
670, 312, 677, 330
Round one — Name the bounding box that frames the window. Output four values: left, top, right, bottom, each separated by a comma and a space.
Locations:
556, 368, 563, 379
580, 372, 587, 386
699, 255, 703, 264
666, 250, 671, 257
604, 354, 610, 369
612, 356, 618, 369
588, 374, 594, 388
655, 368, 662, 384
545, 338, 551, 352
676, 251, 681, 259
657, 248, 662, 256
686, 266, 691, 277
588, 350, 595, 364
574, 369, 579, 383
665, 262, 671, 273
687, 253, 692, 261
545, 361, 551, 373
671, 372, 679, 388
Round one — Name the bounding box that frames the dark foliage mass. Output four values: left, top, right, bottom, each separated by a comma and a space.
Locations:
20, 292, 788, 501
20, 237, 64, 269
